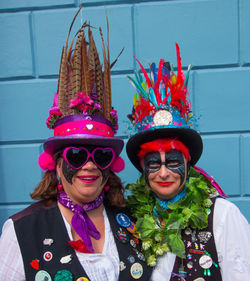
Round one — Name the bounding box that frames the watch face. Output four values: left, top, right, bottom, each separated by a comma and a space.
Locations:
153, 110, 173, 126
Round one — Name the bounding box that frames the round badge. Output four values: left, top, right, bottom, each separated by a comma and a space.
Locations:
35, 270, 52, 281
153, 110, 173, 126
199, 255, 213, 269
115, 228, 128, 243
116, 213, 131, 228
130, 262, 143, 279
127, 255, 136, 263
193, 278, 205, 281
43, 251, 53, 262
77, 278, 89, 281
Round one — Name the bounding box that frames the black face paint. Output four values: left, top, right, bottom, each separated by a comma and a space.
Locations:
143, 150, 187, 187
61, 145, 111, 185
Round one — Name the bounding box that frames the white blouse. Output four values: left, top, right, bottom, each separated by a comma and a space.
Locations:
0, 208, 120, 281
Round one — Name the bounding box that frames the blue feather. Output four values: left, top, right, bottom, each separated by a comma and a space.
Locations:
150, 62, 157, 85
149, 87, 158, 107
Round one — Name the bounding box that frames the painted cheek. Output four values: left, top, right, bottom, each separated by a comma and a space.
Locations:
62, 160, 78, 184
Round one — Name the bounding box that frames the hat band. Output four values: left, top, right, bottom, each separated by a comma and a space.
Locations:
54, 120, 114, 137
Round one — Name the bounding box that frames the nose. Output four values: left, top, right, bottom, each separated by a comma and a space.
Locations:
158, 164, 170, 179
81, 159, 98, 170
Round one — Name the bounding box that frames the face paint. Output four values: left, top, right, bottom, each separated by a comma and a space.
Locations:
143, 150, 187, 187
62, 157, 110, 185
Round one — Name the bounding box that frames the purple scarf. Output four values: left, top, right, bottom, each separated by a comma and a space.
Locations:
57, 190, 104, 252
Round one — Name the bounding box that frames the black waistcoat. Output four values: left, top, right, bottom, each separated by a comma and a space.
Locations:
170, 197, 222, 281
11, 200, 152, 281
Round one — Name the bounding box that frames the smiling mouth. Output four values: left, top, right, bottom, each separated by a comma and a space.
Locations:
77, 175, 99, 183
156, 182, 174, 187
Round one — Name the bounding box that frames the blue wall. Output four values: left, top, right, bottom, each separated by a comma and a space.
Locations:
0, 0, 250, 230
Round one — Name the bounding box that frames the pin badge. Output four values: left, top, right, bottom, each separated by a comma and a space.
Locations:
116, 228, 128, 243
35, 270, 52, 281
116, 213, 131, 228
198, 231, 212, 243
43, 251, 53, 262
127, 221, 136, 234
130, 239, 137, 248
187, 261, 194, 269
43, 238, 54, 246
130, 262, 143, 279
127, 255, 136, 263
60, 254, 72, 264
76, 278, 89, 281
120, 261, 126, 271
199, 254, 213, 269
30, 259, 39, 270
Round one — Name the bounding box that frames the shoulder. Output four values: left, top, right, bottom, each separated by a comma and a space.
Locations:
10, 200, 57, 222
213, 197, 249, 231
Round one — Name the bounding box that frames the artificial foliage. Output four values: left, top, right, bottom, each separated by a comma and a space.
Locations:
126, 167, 218, 266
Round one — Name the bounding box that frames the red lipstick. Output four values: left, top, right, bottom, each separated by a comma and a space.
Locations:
77, 175, 98, 183
156, 182, 174, 187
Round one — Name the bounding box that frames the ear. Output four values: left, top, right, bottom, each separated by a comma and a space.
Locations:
56, 158, 63, 178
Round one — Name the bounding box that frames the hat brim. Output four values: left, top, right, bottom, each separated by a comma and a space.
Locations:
44, 134, 124, 157
126, 127, 203, 172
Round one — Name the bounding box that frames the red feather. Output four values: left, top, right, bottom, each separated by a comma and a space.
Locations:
135, 57, 152, 88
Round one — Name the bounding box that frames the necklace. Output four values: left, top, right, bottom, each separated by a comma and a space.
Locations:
126, 167, 219, 266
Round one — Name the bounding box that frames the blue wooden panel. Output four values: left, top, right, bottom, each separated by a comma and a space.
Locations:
229, 198, 250, 223
0, 205, 30, 234
241, 134, 250, 196
0, 0, 74, 10
197, 135, 240, 196
240, 0, 250, 65
0, 144, 42, 203
0, 80, 57, 141
134, 0, 238, 67
34, 6, 133, 77
119, 139, 141, 187
0, 12, 33, 78
194, 68, 250, 133
111, 74, 136, 137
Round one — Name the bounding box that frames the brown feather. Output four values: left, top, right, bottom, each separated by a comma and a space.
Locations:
88, 27, 104, 113
99, 27, 111, 120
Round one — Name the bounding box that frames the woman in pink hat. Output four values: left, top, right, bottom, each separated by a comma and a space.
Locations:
0, 10, 152, 281
125, 44, 250, 281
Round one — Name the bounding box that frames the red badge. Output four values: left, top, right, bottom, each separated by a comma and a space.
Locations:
43, 251, 53, 262
30, 259, 39, 270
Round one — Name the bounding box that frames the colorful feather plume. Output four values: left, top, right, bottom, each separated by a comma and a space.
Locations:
127, 43, 192, 128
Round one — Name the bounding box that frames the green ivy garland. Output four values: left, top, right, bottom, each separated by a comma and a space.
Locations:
126, 167, 219, 267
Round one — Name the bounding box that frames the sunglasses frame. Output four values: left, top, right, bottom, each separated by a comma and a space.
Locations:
62, 146, 116, 170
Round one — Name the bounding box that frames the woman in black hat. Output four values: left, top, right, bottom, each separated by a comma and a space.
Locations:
126, 44, 250, 281
0, 10, 152, 281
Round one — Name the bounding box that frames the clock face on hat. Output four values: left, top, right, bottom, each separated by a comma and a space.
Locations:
153, 110, 173, 126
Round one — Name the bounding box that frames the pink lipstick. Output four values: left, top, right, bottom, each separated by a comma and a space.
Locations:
77, 175, 98, 183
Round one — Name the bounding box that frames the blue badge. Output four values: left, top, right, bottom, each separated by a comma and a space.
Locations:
116, 213, 131, 228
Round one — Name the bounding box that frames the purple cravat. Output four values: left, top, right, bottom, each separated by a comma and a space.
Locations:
57, 190, 104, 252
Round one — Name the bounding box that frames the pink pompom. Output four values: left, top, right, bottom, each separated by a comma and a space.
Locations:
110, 156, 125, 173
38, 152, 56, 171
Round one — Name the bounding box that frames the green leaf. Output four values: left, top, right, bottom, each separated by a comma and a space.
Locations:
136, 215, 156, 239
167, 232, 185, 258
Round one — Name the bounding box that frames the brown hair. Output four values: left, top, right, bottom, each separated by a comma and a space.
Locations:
31, 161, 126, 207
